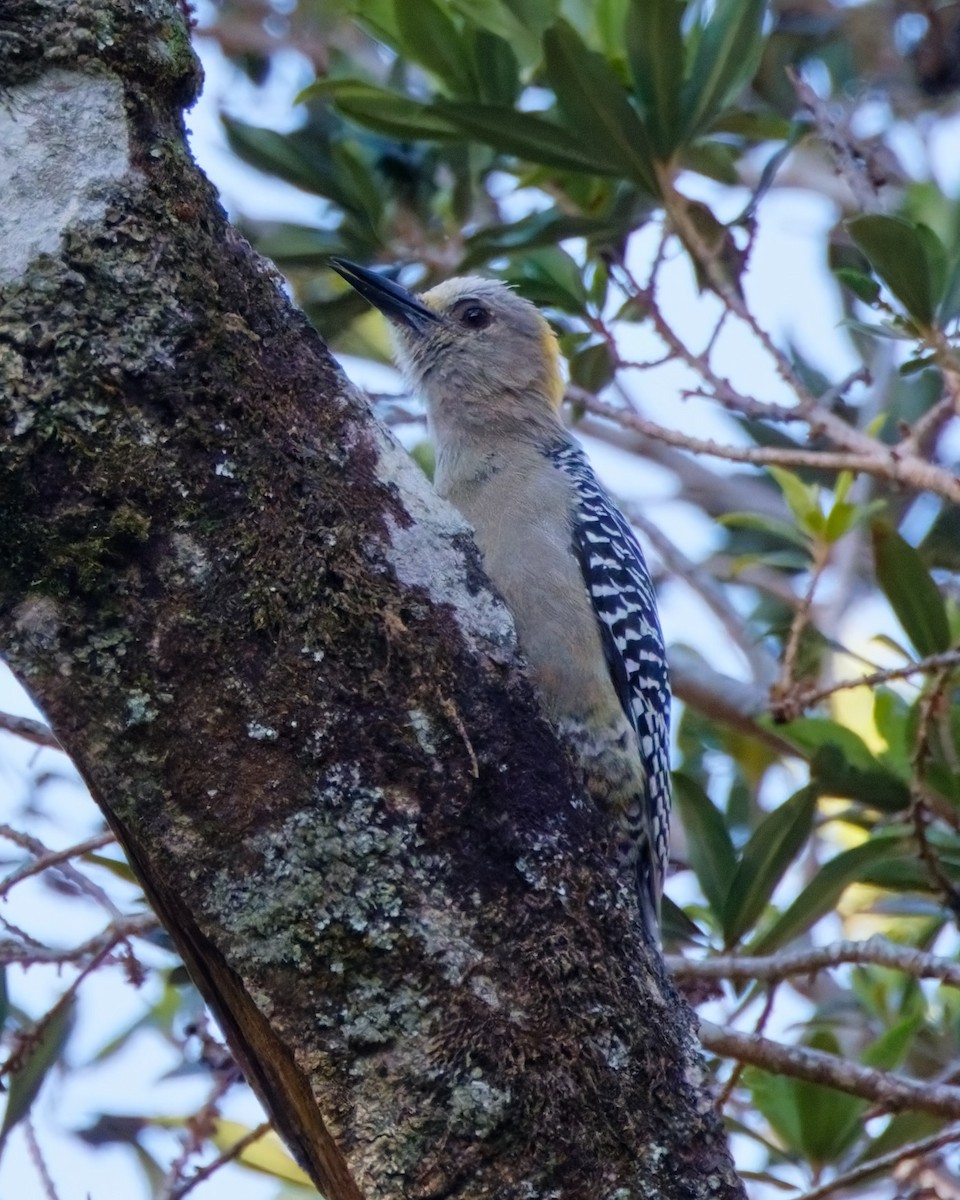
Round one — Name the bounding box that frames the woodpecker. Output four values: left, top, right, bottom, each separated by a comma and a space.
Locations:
331, 259, 671, 941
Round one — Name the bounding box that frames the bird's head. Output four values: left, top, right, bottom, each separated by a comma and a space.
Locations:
331, 259, 565, 437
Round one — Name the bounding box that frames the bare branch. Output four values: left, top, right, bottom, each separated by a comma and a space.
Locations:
668, 647, 794, 754
911, 667, 960, 912
788, 68, 902, 209
668, 935, 960, 989
699, 1020, 960, 1118
0, 825, 121, 917
793, 1121, 960, 1200
0, 710, 60, 750
571, 391, 960, 506
900, 395, 959, 458
23, 1117, 61, 1200
791, 649, 960, 711
0, 913, 158, 968
774, 542, 828, 711
168, 1122, 273, 1200
0, 830, 116, 898
572, 413, 788, 521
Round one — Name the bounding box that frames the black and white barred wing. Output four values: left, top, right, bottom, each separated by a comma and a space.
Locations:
549, 441, 672, 900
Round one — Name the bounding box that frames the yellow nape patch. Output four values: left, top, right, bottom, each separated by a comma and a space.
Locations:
539, 324, 565, 410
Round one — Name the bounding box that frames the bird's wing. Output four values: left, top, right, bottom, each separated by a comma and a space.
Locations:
548, 440, 672, 900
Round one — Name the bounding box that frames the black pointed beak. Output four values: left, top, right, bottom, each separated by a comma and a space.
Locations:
330, 258, 439, 334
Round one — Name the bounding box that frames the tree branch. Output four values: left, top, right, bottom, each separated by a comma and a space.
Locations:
572, 391, 960, 505
792, 1121, 960, 1200
0, 710, 61, 750
668, 935, 960, 989
699, 1021, 960, 1118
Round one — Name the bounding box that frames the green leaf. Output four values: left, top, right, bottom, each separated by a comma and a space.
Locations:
873, 687, 912, 777
461, 210, 604, 270
722, 787, 816, 946
0, 997, 75, 1151
680, 0, 766, 142
660, 894, 707, 945
347, 0, 402, 46
502, 247, 587, 311
847, 215, 940, 327
862, 1013, 921, 1071
775, 717, 884, 773
434, 100, 623, 173
86, 852, 140, 885
823, 500, 859, 543
395, 0, 477, 96
718, 511, 811, 550
679, 139, 740, 185
672, 772, 737, 919
300, 80, 460, 141
595, 0, 629, 58
862, 1111, 942, 1161
791, 1031, 865, 1164
938, 254, 960, 322
745, 1067, 804, 1153
916, 223, 948, 307
872, 521, 950, 656
899, 353, 938, 377
447, 0, 542, 61
707, 109, 793, 140
220, 118, 349, 202
835, 267, 882, 306
810, 742, 911, 812
750, 833, 908, 954
542, 21, 659, 193
330, 142, 383, 232
767, 465, 821, 532
569, 341, 615, 392
468, 29, 520, 105
624, 0, 685, 156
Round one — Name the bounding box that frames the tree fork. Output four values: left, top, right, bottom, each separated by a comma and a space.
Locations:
0, 3, 744, 1197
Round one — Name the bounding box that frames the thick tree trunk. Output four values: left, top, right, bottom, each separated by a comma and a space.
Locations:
0, 4, 745, 1198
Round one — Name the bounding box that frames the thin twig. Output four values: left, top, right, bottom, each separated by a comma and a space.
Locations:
0, 825, 121, 917
570, 390, 960, 505
23, 1117, 60, 1200
900, 395, 958, 456
0, 711, 60, 750
910, 668, 960, 916
788, 68, 896, 210
1, 938, 119, 1081
167, 1121, 273, 1200
718, 984, 777, 1109
667, 648, 797, 755
791, 648, 960, 710
792, 1121, 960, 1200
667, 935, 960, 989
0, 830, 116, 898
699, 1020, 960, 1118
774, 543, 828, 711
0, 913, 158, 968
609, 247, 960, 502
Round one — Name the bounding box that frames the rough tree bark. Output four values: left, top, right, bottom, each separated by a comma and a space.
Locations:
0, 4, 745, 1198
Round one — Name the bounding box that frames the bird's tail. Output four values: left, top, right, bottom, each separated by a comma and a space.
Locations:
636, 851, 662, 949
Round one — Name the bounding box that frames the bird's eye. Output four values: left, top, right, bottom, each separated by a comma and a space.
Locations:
458, 304, 492, 330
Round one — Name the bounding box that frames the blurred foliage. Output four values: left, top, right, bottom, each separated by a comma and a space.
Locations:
4, 0, 960, 1196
